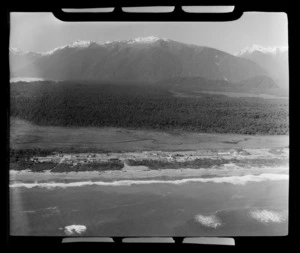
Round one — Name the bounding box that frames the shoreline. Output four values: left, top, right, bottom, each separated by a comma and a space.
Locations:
9, 170, 289, 188
9, 161, 289, 184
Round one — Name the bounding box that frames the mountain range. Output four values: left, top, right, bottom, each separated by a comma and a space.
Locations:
9, 36, 288, 90
236, 44, 289, 88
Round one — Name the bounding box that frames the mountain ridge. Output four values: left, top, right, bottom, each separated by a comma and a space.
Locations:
10, 37, 278, 86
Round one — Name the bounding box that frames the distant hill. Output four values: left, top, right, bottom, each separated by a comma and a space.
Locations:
9, 48, 41, 77
157, 76, 235, 90
157, 74, 279, 93
236, 45, 289, 88
237, 75, 279, 89
10, 37, 270, 85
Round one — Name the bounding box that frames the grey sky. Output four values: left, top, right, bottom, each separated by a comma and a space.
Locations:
9, 12, 288, 55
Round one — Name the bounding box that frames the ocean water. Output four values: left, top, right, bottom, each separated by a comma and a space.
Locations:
10, 175, 288, 236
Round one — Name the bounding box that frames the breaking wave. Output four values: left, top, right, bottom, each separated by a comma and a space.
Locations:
9, 173, 288, 189
64, 225, 87, 235
194, 214, 222, 228
249, 209, 287, 224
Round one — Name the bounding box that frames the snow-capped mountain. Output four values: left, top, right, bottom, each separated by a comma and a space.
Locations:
10, 47, 27, 55
118, 36, 169, 44
10, 37, 273, 85
236, 44, 288, 57
41, 40, 99, 56
236, 45, 289, 88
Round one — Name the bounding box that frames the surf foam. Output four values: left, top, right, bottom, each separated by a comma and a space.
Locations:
249, 209, 286, 223
194, 214, 222, 228
64, 225, 87, 235
9, 173, 288, 188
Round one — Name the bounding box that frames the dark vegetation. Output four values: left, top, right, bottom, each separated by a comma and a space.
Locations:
9, 147, 288, 172
9, 160, 53, 172
9, 148, 125, 172
9, 148, 53, 162
9, 148, 112, 160
10, 81, 289, 135
127, 157, 289, 170
9, 160, 124, 172
127, 158, 231, 169
10, 156, 288, 172
50, 161, 124, 173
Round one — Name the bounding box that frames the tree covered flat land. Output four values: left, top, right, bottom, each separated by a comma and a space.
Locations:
10, 81, 289, 135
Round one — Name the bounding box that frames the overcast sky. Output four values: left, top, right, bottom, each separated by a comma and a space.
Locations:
9, 12, 288, 55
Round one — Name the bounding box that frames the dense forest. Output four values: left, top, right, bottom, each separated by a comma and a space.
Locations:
127, 157, 289, 170
10, 81, 289, 135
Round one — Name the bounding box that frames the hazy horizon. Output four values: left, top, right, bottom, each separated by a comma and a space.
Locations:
9, 12, 288, 55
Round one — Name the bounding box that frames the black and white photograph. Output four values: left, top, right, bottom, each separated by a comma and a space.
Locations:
9, 9, 289, 238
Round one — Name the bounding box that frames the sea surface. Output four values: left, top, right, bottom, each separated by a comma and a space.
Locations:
10, 171, 288, 236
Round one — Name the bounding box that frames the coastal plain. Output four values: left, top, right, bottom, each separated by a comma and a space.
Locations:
10, 118, 288, 152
